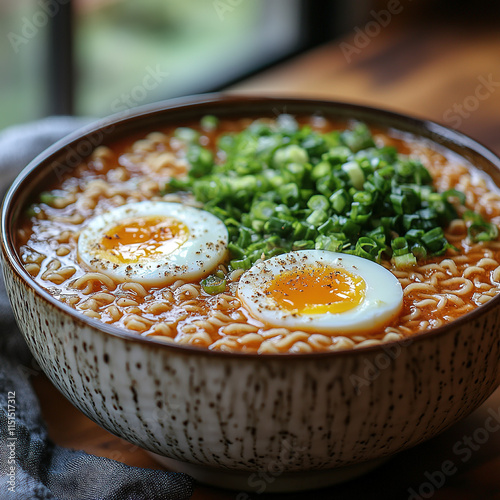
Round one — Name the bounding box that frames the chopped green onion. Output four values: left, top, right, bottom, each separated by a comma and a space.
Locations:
230, 257, 252, 270
353, 191, 372, 205
40, 192, 57, 206
342, 161, 365, 189
165, 117, 497, 267
236, 227, 253, 248
273, 145, 309, 167
311, 161, 331, 181
251, 219, 265, 232
393, 253, 417, 269
315, 234, 344, 252
25, 205, 38, 218
175, 127, 200, 143
463, 210, 499, 242
293, 240, 315, 250
186, 146, 213, 178
201, 275, 227, 295
469, 223, 499, 242
278, 183, 300, 205
330, 189, 350, 214
265, 247, 286, 258
411, 243, 427, 260
286, 162, 309, 183
421, 227, 448, 254
443, 188, 466, 205
228, 243, 245, 259
340, 123, 375, 152
307, 195, 330, 212
355, 237, 380, 261
391, 237, 409, 256
264, 217, 294, 236
251, 200, 276, 220
306, 209, 328, 227
322, 146, 351, 165
200, 115, 218, 132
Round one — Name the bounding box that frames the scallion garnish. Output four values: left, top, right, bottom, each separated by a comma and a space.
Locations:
200, 275, 227, 295
464, 210, 499, 242
166, 117, 499, 271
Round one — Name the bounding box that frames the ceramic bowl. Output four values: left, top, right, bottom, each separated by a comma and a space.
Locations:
2, 95, 500, 492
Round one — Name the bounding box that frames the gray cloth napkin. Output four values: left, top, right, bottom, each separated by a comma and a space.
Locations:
0, 117, 195, 500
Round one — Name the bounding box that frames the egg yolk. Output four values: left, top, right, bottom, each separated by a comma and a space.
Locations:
266, 266, 366, 314
99, 215, 189, 263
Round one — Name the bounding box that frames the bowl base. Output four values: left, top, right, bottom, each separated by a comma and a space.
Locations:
148, 452, 391, 492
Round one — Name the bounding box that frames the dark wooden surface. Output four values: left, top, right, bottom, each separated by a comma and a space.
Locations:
34, 20, 500, 500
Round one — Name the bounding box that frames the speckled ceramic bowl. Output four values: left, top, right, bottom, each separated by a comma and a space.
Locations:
2, 95, 500, 492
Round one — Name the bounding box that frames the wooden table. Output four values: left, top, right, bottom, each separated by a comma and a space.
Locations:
35, 19, 500, 499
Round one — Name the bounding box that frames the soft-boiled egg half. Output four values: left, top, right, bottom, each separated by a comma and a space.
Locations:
238, 250, 403, 335
78, 201, 228, 285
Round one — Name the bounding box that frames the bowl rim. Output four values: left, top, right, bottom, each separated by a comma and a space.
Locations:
2, 92, 500, 359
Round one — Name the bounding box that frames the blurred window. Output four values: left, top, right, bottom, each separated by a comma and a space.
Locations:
75, 0, 302, 117
0, 1, 50, 129
0, 0, 346, 129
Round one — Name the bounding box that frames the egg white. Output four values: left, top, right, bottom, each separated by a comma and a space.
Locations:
78, 201, 228, 285
237, 250, 403, 335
